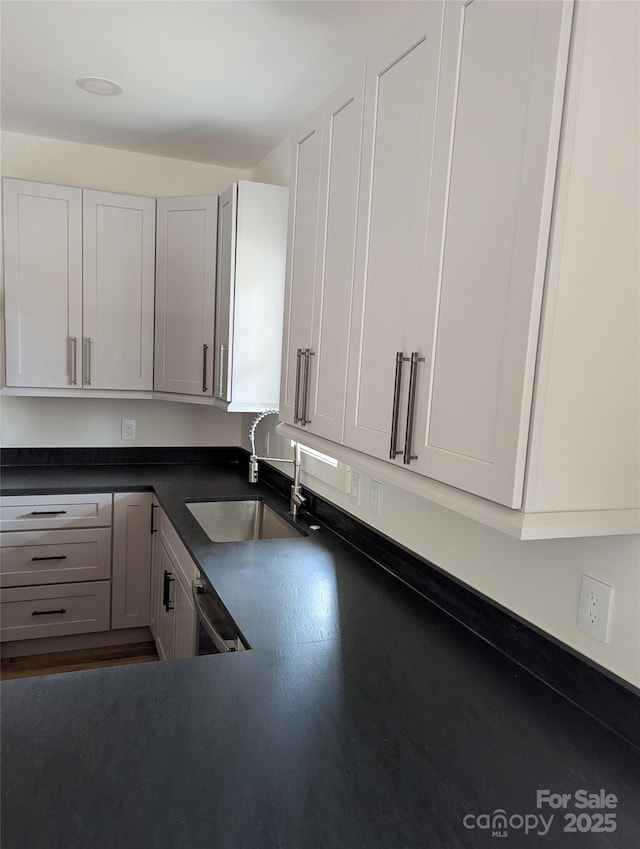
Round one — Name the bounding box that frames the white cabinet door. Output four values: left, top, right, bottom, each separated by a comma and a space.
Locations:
172, 576, 196, 659
305, 71, 365, 444
154, 195, 217, 396
111, 492, 153, 630
411, 0, 573, 508
214, 181, 289, 412
2, 179, 82, 388
343, 3, 445, 460
214, 184, 236, 402
154, 538, 176, 661
279, 107, 323, 425
83, 190, 155, 390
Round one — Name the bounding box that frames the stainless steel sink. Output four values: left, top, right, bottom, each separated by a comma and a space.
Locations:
186, 499, 304, 542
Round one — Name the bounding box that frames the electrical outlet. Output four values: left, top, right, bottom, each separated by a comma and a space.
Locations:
368, 479, 382, 517
121, 419, 136, 441
349, 471, 361, 504
577, 575, 613, 643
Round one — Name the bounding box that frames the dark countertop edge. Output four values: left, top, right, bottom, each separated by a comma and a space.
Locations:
0, 446, 243, 467
1, 446, 638, 751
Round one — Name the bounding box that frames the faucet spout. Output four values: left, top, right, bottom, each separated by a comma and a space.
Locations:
247, 411, 306, 517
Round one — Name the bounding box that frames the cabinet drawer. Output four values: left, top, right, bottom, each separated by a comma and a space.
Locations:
0, 494, 112, 531
0, 529, 112, 588
0, 580, 111, 642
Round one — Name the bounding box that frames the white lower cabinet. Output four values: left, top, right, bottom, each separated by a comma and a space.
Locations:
111, 492, 153, 630
150, 506, 197, 661
0, 582, 111, 641
0, 494, 114, 643
0, 491, 157, 645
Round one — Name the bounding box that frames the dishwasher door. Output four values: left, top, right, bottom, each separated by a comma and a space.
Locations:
192, 578, 246, 654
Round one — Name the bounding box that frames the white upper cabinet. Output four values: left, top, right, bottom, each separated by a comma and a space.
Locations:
410, 0, 574, 508
344, 2, 445, 460
83, 191, 155, 391
3, 179, 83, 388
154, 195, 218, 397
280, 107, 323, 425
3, 180, 155, 392
279, 0, 638, 536
214, 181, 288, 413
280, 71, 366, 440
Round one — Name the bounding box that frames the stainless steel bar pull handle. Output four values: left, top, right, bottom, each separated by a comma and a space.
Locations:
294, 348, 304, 423
403, 352, 425, 465
389, 352, 408, 459
202, 344, 209, 393
301, 349, 315, 425
69, 337, 78, 385
218, 344, 227, 397
84, 337, 92, 385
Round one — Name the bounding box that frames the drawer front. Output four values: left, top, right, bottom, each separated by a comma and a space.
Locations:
0, 529, 112, 588
0, 494, 112, 531
0, 581, 111, 642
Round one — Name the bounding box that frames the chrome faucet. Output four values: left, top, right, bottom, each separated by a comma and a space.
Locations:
248, 410, 306, 518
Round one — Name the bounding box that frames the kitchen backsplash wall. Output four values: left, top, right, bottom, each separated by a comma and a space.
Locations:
0, 396, 242, 448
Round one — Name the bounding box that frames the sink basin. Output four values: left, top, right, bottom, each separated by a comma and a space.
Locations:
186, 499, 304, 542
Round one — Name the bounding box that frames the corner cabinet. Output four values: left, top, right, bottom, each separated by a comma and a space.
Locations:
279, 0, 640, 539
153, 195, 218, 398
2, 179, 155, 392
214, 181, 289, 412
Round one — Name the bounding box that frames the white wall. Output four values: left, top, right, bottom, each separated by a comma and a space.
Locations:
0, 396, 239, 448
0, 131, 249, 448
0, 131, 250, 195
251, 137, 291, 187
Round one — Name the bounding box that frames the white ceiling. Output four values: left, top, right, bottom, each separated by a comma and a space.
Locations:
1, 0, 422, 168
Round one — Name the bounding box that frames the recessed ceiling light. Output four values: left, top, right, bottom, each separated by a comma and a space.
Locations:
76, 77, 123, 96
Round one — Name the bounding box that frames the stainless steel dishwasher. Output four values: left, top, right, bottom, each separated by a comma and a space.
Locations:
192, 574, 246, 654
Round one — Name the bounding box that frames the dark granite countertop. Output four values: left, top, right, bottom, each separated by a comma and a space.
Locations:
1, 459, 639, 849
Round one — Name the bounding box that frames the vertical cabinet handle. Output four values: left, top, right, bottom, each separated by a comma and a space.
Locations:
301, 349, 315, 425
403, 352, 425, 465
150, 503, 158, 534
163, 570, 175, 612
84, 337, 92, 386
294, 348, 304, 423
389, 352, 408, 459
69, 337, 78, 385
202, 344, 209, 393
218, 344, 227, 397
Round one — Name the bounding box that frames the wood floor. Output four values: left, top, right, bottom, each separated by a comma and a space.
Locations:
0, 641, 159, 681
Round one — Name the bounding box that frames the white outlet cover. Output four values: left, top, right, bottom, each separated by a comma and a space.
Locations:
368, 479, 382, 516
577, 575, 613, 643
121, 419, 136, 441
349, 471, 361, 504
